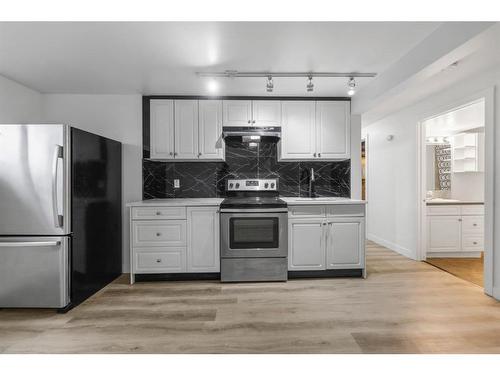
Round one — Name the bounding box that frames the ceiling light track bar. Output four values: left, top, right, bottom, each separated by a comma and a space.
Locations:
197, 71, 377, 78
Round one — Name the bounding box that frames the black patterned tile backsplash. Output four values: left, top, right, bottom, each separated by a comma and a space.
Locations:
143, 142, 351, 199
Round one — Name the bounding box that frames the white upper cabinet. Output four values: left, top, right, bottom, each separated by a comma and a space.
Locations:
199, 100, 224, 160
252, 100, 281, 127
316, 101, 350, 159
280, 100, 351, 161
223, 100, 252, 126
174, 100, 199, 159
149, 99, 225, 161
150, 99, 175, 159
280, 101, 316, 159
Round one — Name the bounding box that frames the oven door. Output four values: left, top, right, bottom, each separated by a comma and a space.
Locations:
220, 210, 288, 258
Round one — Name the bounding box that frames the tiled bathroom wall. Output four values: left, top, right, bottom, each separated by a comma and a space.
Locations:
143, 140, 350, 199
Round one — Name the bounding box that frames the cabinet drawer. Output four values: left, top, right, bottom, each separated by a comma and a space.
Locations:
461, 216, 484, 234
461, 236, 484, 251
132, 221, 186, 247
288, 205, 326, 217
132, 206, 186, 220
427, 205, 461, 216
134, 248, 186, 273
327, 205, 365, 217
461, 205, 484, 216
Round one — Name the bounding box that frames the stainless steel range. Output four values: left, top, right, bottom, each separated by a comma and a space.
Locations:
220, 178, 288, 282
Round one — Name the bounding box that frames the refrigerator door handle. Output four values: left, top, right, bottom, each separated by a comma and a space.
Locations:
52, 145, 64, 228
0, 241, 61, 247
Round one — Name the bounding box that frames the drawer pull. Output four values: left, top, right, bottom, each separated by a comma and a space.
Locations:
156, 211, 161, 215
156, 232, 161, 237
156, 259, 162, 263
473, 241, 478, 245
473, 223, 477, 226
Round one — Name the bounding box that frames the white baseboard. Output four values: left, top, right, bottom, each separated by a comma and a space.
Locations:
367, 233, 416, 260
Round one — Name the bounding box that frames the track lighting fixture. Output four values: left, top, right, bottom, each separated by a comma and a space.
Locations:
306, 76, 314, 92
347, 77, 356, 96
196, 71, 378, 95
266, 76, 274, 92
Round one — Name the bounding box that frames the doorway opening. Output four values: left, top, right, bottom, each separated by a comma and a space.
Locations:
418, 98, 487, 288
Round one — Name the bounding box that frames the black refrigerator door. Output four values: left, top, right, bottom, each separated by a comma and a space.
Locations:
71, 128, 122, 307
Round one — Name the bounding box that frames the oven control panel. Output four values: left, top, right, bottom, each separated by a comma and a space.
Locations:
226, 179, 278, 191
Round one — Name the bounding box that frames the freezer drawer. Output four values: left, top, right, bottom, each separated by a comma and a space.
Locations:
0, 237, 70, 308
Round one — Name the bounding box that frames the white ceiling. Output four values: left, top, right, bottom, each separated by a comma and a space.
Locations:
425, 99, 485, 136
360, 22, 499, 124
0, 22, 441, 96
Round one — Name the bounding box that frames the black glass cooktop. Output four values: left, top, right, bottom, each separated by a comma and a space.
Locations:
220, 196, 287, 209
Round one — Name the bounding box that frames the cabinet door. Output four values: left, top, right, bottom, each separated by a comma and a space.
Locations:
427, 216, 461, 252
326, 217, 364, 269
223, 100, 252, 127
174, 100, 199, 159
252, 100, 281, 127
199, 100, 224, 160
316, 101, 350, 159
187, 207, 220, 272
150, 99, 174, 159
280, 101, 316, 160
288, 218, 325, 270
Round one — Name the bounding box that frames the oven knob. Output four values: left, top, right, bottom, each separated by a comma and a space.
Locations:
235, 183, 240, 189
264, 183, 269, 189
229, 183, 234, 189
271, 183, 275, 189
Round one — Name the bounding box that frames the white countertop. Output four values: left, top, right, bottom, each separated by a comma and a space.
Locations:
127, 198, 224, 207
127, 197, 366, 207
281, 197, 366, 205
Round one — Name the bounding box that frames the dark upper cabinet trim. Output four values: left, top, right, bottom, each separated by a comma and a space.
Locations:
144, 95, 351, 101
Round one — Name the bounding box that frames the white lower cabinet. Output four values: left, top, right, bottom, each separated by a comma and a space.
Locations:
426, 205, 484, 256
134, 248, 186, 273
288, 219, 325, 271
427, 216, 461, 252
288, 204, 365, 272
130, 205, 220, 283
326, 218, 364, 269
187, 207, 220, 272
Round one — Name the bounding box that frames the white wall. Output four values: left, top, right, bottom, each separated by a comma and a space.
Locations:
43, 94, 143, 272
451, 172, 484, 201
0, 74, 42, 122
362, 110, 418, 258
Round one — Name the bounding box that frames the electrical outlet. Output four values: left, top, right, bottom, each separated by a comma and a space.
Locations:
174, 179, 180, 188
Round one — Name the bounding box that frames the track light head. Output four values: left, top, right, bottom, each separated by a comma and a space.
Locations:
306, 75, 314, 92
266, 76, 274, 92
347, 77, 356, 96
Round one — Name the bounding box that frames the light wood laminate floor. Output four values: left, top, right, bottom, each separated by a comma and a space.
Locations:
1, 241, 500, 354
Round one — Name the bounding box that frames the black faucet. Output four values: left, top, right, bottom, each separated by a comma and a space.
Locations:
309, 168, 316, 197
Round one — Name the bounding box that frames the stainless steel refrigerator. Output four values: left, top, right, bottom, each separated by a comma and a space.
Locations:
0, 124, 122, 310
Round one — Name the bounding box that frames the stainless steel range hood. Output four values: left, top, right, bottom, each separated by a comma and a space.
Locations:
222, 126, 281, 143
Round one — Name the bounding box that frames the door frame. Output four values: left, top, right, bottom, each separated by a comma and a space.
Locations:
416, 87, 494, 297
361, 134, 369, 235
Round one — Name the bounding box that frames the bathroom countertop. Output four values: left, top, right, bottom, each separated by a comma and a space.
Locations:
426, 199, 484, 206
